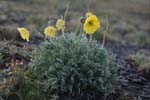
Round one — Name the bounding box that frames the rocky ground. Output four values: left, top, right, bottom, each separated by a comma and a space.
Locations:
0, 0, 150, 100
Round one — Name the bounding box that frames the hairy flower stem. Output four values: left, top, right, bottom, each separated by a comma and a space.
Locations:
62, 29, 65, 35
102, 17, 109, 47
64, 1, 69, 21
89, 35, 92, 44
63, 0, 69, 34
44, 36, 47, 42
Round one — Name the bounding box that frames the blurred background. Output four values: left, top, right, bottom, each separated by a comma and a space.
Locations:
0, 1, 150, 99
0, 0, 150, 47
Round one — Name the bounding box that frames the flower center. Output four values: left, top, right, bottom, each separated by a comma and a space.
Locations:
88, 20, 94, 26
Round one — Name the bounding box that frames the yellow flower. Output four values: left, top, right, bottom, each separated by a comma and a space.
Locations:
83, 15, 100, 34
17, 28, 30, 41
86, 12, 93, 18
44, 26, 57, 38
56, 19, 65, 31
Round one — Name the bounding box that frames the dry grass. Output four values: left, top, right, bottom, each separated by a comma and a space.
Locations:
129, 52, 150, 72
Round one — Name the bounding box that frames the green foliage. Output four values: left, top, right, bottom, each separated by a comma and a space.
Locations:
136, 31, 150, 45
129, 52, 150, 71
0, 42, 35, 100
10, 69, 46, 100
0, 41, 30, 68
30, 33, 117, 98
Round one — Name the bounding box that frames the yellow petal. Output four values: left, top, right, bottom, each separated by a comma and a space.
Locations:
17, 28, 30, 41
44, 26, 57, 38
83, 15, 100, 34
56, 19, 65, 31
86, 12, 93, 18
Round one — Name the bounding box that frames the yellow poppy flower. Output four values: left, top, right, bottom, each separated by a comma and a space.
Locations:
17, 28, 30, 41
83, 15, 100, 34
86, 12, 93, 18
44, 26, 57, 38
56, 19, 65, 31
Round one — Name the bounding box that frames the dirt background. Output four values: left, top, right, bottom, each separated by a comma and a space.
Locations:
0, 0, 150, 99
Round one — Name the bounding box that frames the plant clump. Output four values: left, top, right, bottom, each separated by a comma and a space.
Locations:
29, 33, 117, 99
128, 52, 150, 79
